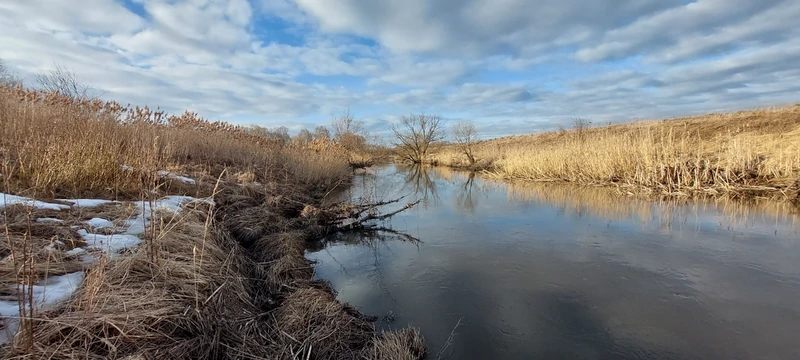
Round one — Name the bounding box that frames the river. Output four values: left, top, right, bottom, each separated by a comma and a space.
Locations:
307, 164, 800, 360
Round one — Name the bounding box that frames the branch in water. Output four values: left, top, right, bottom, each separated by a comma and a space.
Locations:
336, 199, 421, 230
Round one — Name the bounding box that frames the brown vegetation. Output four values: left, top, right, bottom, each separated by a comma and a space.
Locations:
430, 106, 800, 202
0, 83, 424, 358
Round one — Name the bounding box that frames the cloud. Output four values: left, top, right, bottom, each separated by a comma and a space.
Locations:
0, 0, 797, 138
575, 0, 792, 63
294, 0, 685, 56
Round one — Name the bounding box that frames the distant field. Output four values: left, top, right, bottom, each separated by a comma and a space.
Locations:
430, 105, 800, 201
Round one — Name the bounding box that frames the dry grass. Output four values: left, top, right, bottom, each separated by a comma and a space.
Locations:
431, 106, 800, 200
0, 85, 352, 200
2, 205, 270, 359
1, 84, 424, 358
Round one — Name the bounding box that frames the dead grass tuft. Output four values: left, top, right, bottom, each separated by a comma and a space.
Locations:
271, 288, 375, 359
364, 328, 427, 360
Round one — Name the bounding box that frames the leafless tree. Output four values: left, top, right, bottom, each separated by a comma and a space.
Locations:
269, 126, 290, 144
0, 59, 21, 86
293, 128, 313, 145
391, 113, 445, 163
313, 125, 331, 140
452, 120, 478, 165
332, 109, 368, 151
36, 63, 92, 99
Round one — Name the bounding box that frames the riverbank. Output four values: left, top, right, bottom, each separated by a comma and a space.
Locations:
429, 106, 800, 204
0, 86, 424, 358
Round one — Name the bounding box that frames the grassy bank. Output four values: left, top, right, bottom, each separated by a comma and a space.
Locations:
0, 86, 424, 358
430, 106, 800, 202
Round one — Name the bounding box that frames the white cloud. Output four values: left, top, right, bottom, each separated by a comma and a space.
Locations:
0, 0, 797, 138
294, 0, 686, 56
575, 0, 790, 63
0, 0, 144, 34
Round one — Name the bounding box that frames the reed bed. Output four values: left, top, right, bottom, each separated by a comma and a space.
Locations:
431, 106, 800, 201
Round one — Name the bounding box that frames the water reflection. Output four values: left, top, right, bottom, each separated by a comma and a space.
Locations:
309, 165, 800, 360
399, 164, 440, 207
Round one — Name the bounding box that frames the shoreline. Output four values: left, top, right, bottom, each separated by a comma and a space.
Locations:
1, 179, 426, 359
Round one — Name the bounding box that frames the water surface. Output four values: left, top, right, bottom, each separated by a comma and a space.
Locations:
307, 165, 800, 360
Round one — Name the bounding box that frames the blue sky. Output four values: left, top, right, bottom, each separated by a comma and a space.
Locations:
1, 0, 798, 139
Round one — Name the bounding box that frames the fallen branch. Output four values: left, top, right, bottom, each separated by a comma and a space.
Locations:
336, 199, 421, 231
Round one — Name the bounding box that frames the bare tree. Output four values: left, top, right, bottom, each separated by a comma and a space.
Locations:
332, 109, 368, 151
452, 121, 478, 165
293, 128, 313, 145
36, 63, 91, 99
269, 126, 291, 144
313, 125, 331, 140
391, 114, 445, 163
0, 59, 21, 86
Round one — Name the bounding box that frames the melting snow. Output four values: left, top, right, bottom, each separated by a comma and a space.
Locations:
157, 170, 196, 184
65, 247, 86, 256
36, 218, 64, 223
78, 230, 142, 258
125, 196, 213, 235
0, 193, 70, 211
0, 272, 84, 345
84, 218, 115, 230
59, 199, 117, 207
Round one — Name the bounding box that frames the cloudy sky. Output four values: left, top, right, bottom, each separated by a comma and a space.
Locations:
1, 0, 798, 139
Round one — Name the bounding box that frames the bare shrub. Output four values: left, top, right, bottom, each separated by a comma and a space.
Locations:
0, 59, 21, 86
35, 63, 93, 99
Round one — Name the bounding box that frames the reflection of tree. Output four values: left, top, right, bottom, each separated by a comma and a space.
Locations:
309, 227, 420, 328
403, 165, 440, 207
456, 172, 479, 213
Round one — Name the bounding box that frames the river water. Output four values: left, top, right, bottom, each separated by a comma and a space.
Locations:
307, 164, 800, 360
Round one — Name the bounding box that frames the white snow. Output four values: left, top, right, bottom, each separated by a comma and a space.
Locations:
65, 247, 86, 256
84, 218, 115, 230
78, 230, 142, 258
36, 218, 64, 223
125, 196, 214, 235
0, 193, 70, 211
157, 170, 196, 184
59, 199, 117, 207
0, 271, 83, 345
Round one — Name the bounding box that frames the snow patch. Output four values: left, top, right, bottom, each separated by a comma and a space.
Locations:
0, 272, 83, 345
84, 218, 115, 230
0, 193, 70, 211
59, 199, 117, 207
65, 247, 86, 256
157, 170, 196, 184
125, 196, 213, 235
36, 218, 64, 223
78, 230, 142, 258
